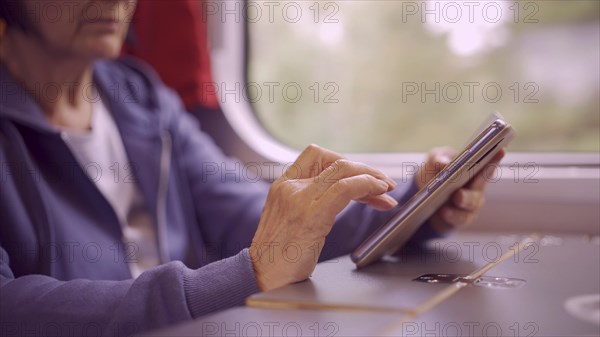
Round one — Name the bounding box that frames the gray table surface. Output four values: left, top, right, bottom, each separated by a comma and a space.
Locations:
141, 232, 600, 337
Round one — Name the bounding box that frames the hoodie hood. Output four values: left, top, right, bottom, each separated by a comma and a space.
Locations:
0, 58, 166, 136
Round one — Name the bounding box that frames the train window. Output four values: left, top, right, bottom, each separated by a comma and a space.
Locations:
245, 0, 599, 153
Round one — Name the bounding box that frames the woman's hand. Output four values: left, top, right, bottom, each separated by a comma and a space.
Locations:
416, 147, 506, 234
251, 145, 398, 291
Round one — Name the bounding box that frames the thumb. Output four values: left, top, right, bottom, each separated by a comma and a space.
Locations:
431, 154, 451, 171
417, 147, 456, 190
430, 147, 455, 168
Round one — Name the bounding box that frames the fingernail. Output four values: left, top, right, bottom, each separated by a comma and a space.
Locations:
386, 177, 397, 190
383, 194, 398, 207
439, 155, 451, 164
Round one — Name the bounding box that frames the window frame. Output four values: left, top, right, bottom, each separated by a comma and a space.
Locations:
207, 0, 600, 234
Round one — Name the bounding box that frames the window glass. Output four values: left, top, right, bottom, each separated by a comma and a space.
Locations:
247, 0, 599, 152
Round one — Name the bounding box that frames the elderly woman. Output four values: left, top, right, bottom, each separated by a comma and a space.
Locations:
0, 1, 500, 336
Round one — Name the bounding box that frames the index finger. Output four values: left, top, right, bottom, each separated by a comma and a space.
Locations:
317, 174, 391, 220
285, 144, 345, 179
313, 159, 397, 195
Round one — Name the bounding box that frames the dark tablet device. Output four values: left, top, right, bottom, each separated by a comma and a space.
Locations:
351, 115, 515, 268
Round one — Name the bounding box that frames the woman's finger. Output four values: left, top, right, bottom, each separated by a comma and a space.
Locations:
317, 174, 391, 217
356, 193, 399, 211
452, 189, 485, 211
313, 159, 397, 195
417, 147, 455, 190
285, 144, 345, 179
439, 205, 477, 229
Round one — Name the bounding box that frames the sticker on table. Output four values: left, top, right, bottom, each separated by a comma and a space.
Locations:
564, 294, 600, 326
414, 274, 526, 289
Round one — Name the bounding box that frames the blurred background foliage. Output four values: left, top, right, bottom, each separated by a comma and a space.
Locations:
248, 0, 599, 152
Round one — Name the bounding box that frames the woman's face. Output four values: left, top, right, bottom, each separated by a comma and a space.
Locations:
20, 0, 136, 60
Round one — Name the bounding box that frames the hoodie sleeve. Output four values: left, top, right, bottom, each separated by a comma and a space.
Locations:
0, 246, 259, 337
0, 59, 262, 337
